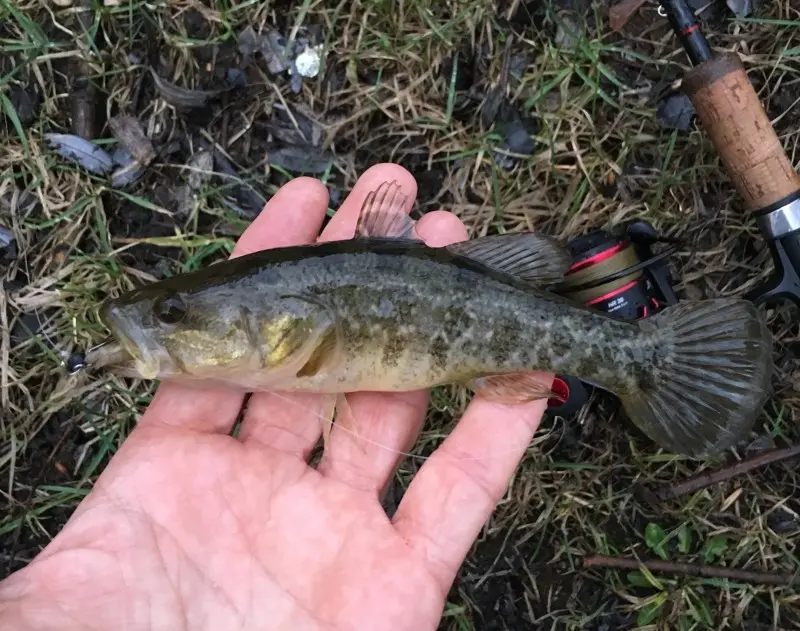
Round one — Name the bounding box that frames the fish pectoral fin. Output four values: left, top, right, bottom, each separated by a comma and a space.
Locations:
467, 372, 556, 403
296, 324, 341, 378
446, 233, 572, 287
262, 295, 344, 380
356, 180, 420, 240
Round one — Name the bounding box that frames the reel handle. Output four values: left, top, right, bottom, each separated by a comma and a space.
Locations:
682, 53, 800, 213
745, 231, 800, 308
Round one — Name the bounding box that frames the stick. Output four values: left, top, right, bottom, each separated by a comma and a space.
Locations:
582, 555, 797, 586
654, 443, 800, 503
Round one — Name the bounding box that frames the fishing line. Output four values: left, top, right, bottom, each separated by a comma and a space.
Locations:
254, 388, 553, 465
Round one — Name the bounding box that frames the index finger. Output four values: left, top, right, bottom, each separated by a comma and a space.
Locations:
391, 394, 550, 590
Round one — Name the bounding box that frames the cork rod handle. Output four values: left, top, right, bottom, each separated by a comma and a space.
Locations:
682, 53, 800, 213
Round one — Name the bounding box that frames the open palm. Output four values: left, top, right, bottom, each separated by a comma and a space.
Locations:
0, 164, 549, 631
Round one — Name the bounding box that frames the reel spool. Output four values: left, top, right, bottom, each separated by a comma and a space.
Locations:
545, 220, 680, 419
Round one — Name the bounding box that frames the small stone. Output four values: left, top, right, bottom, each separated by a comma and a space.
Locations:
294, 44, 323, 78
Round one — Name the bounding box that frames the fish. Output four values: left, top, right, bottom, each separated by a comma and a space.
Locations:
86, 180, 774, 458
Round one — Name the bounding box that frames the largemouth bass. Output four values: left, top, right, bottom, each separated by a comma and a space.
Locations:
87, 181, 773, 457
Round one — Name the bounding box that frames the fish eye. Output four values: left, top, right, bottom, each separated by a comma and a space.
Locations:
153, 294, 187, 324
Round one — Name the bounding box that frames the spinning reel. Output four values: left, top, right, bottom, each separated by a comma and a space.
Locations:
546, 221, 680, 419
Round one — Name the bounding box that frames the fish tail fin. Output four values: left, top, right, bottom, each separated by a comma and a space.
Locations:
619, 298, 773, 458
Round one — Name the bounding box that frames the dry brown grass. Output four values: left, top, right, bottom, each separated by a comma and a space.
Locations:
2, 0, 800, 629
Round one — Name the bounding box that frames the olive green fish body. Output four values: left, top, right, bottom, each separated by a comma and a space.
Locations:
272, 243, 650, 395
93, 181, 774, 458
103, 239, 646, 394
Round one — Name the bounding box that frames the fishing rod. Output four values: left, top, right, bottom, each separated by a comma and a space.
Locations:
661, 0, 800, 307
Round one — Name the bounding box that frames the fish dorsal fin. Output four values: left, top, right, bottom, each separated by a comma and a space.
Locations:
356, 180, 420, 240
446, 233, 572, 286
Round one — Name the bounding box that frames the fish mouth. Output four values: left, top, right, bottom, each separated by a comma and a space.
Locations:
84, 339, 134, 371
95, 303, 162, 379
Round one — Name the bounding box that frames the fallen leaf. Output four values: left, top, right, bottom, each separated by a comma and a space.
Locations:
238, 25, 260, 58
727, 0, 760, 17
226, 68, 247, 88
554, 14, 582, 49
209, 147, 267, 216
111, 145, 133, 166
267, 103, 324, 147
108, 115, 156, 165
70, 83, 98, 140
111, 161, 146, 188
11, 312, 44, 346
0, 224, 16, 262
44, 133, 114, 174
480, 88, 539, 168
267, 144, 333, 174
261, 29, 292, 74
609, 0, 648, 32
656, 92, 696, 131
150, 68, 221, 108
8, 85, 40, 126
186, 150, 214, 191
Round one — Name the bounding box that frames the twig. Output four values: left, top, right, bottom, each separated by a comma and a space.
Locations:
582, 555, 797, 586
653, 443, 800, 503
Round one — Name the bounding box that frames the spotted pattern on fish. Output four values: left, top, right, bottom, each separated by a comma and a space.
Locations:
98, 235, 774, 459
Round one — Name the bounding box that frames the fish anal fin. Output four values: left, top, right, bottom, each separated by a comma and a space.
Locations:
356, 180, 419, 240
447, 233, 571, 286
468, 371, 555, 403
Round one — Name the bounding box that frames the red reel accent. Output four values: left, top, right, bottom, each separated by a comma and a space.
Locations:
585, 279, 640, 307
567, 243, 625, 273
547, 377, 570, 407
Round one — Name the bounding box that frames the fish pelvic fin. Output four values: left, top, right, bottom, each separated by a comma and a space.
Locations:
467, 371, 556, 403
620, 298, 773, 459
356, 180, 419, 240
318, 393, 368, 458
447, 233, 572, 287
320, 393, 337, 456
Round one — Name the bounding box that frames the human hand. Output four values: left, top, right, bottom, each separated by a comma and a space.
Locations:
0, 163, 550, 631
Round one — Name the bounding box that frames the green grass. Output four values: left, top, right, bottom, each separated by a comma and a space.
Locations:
2, 0, 800, 629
